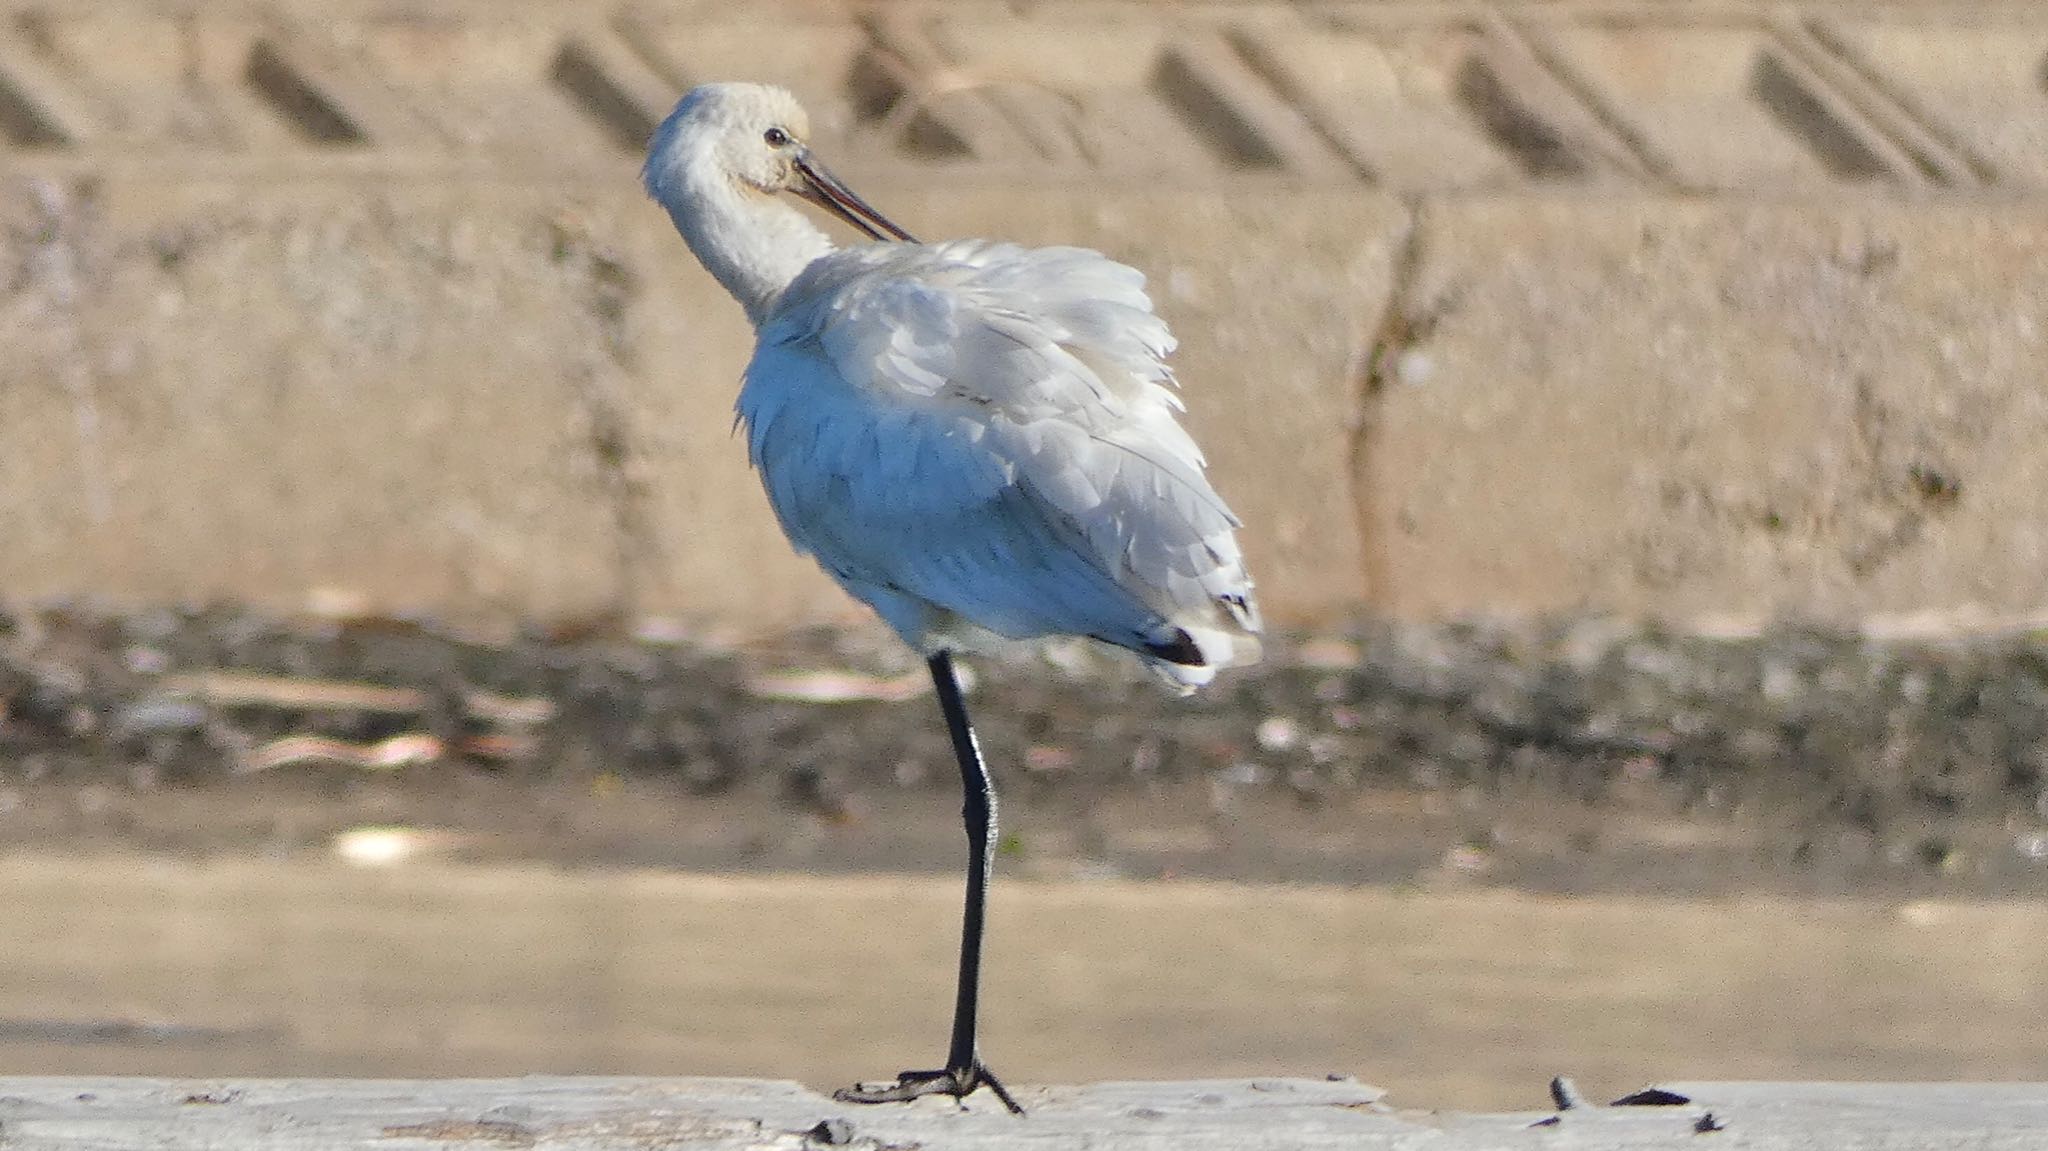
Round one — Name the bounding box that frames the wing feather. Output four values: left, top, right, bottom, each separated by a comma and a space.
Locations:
741, 239, 1260, 667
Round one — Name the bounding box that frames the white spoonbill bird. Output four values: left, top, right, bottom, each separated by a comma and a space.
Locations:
642, 82, 1261, 1113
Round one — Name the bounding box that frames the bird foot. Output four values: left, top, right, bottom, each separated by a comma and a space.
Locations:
834, 1063, 1023, 1115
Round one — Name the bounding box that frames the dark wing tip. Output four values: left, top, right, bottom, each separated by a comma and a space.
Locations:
1143, 629, 1207, 667
1218, 592, 1262, 633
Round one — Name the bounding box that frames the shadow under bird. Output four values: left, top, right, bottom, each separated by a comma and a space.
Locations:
642, 82, 1262, 1113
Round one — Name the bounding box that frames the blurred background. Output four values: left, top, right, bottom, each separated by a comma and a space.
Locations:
2, 0, 2047, 1112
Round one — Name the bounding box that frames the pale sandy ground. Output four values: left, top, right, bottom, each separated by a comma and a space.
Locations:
4, 855, 2044, 1110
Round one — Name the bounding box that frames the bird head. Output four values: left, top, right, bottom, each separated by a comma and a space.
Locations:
643, 83, 914, 243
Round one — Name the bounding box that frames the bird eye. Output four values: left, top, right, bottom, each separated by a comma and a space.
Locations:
763, 127, 791, 148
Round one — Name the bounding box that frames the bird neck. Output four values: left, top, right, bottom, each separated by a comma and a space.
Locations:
665, 167, 835, 328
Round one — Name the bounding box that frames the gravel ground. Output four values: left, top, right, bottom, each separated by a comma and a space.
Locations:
3, 601, 2047, 895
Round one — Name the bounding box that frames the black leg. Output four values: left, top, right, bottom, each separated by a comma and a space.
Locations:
834, 651, 1022, 1115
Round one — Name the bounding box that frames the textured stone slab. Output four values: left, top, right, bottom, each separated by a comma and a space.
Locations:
0, 1076, 1401, 1149
1436, 1081, 2048, 1147
1818, 17, 2048, 187
1239, 21, 1532, 187
0, 3, 2043, 193
9, 180, 2048, 631
0, 173, 1395, 630
1364, 195, 2048, 622
4, 1076, 2048, 1148
1527, 20, 1898, 188
3, 0, 2048, 629
0, 178, 633, 622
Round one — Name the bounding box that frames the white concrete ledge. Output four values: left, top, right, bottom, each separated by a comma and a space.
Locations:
2, 1077, 2046, 1149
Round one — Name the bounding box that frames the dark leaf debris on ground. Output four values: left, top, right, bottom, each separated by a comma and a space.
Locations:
2, 601, 2046, 895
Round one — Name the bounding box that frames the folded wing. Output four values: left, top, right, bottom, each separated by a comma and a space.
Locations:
742, 240, 1261, 678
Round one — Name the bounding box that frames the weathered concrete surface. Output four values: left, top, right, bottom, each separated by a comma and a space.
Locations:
0, 176, 1398, 628
5, 856, 2048, 1110
1370, 195, 2048, 622
10, 176, 2046, 630
5, 1076, 2048, 1150
0, 181, 633, 621
3, 1, 2048, 631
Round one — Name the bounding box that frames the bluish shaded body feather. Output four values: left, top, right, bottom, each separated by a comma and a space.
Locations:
641, 83, 1259, 688
742, 240, 1260, 686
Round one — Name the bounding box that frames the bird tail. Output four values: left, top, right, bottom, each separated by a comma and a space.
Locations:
1139, 617, 1264, 696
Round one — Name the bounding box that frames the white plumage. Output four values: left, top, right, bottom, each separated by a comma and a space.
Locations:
642, 80, 1263, 1113
643, 83, 1260, 688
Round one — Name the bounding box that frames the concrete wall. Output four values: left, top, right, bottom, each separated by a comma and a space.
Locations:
1, 1, 2043, 632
